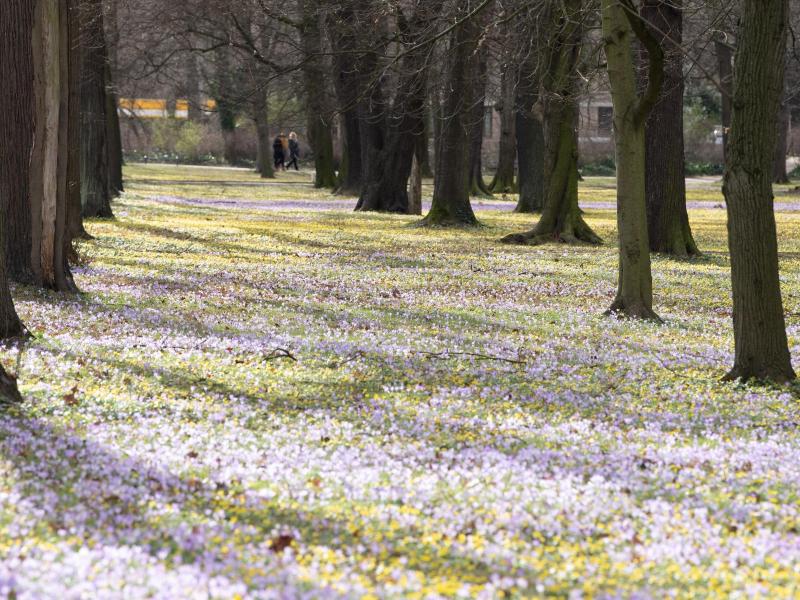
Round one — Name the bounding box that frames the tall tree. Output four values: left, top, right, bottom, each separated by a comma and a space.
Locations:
81, 0, 114, 218
502, 0, 600, 245
355, 0, 444, 213
299, 0, 337, 189
514, 29, 545, 213
640, 0, 698, 257
722, 0, 795, 382
0, 0, 31, 341
489, 33, 517, 194
422, 0, 492, 226
467, 47, 492, 198
773, 99, 790, 184
602, 0, 664, 320
328, 4, 363, 195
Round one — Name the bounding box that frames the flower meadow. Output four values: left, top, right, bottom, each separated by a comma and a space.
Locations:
2, 164, 800, 598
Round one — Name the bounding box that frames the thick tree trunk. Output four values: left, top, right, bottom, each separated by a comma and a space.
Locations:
300, 0, 337, 189
602, 0, 664, 320
722, 0, 795, 383
640, 0, 698, 257
355, 1, 442, 213
422, 1, 489, 226
80, 0, 113, 219
502, 0, 600, 246
490, 67, 517, 194
0, 0, 30, 339
514, 55, 545, 213
774, 101, 790, 184
328, 8, 363, 195
3, 0, 36, 284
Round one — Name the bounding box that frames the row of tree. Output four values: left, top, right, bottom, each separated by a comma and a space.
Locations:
0, 0, 125, 400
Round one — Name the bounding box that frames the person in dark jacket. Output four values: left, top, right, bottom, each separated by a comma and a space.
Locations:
273, 134, 285, 170
286, 132, 300, 171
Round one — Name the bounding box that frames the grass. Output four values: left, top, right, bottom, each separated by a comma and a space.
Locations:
1, 163, 800, 597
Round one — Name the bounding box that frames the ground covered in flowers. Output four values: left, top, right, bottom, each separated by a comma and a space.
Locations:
2, 164, 800, 598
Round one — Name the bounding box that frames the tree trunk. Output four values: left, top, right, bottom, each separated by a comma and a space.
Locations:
3, 0, 36, 284
80, 0, 113, 219
422, 0, 490, 226
468, 49, 492, 198
514, 53, 545, 213
106, 65, 124, 197
328, 7, 363, 195
253, 94, 274, 178
0, 0, 30, 339
602, 0, 664, 320
722, 0, 795, 383
409, 153, 423, 215
502, 0, 600, 246
641, 0, 698, 257
300, 0, 337, 189
774, 100, 790, 184
715, 36, 733, 158
66, 0, 87, 245
355, 0, 442, 213
489, 67, 517, 193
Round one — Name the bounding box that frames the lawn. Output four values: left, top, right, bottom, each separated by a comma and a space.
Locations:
1, 163, 800, 598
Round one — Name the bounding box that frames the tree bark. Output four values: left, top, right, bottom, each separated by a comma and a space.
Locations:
355, 0, 442, 213
602, 0, 664, 320
774, 100, 790, 184
722, 0, 795, 383
66, 0, 87, 245
409, 153, 423, 216
514, 51, 545, 213
328, 6, 363, 195
80, 0, 113, 219
489, 66, 517, 193
640, 0, 698, 257
422, 0, 490, 226
0, 0, 30, 338
299, 0, 337, 189
502, 0, 600, 246
252, 93, 274, 178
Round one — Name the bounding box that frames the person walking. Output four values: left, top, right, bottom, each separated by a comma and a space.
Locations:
286, 132, 300, 170
272, 134, 285, 170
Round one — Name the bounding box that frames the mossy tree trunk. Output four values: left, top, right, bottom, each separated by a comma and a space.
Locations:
422, 0, 491, 226
602, 0, 664, 320
640, 0, 698, 257
502, 0, 600, 246
722, 0, 795, 383
489, 66, 517, 194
